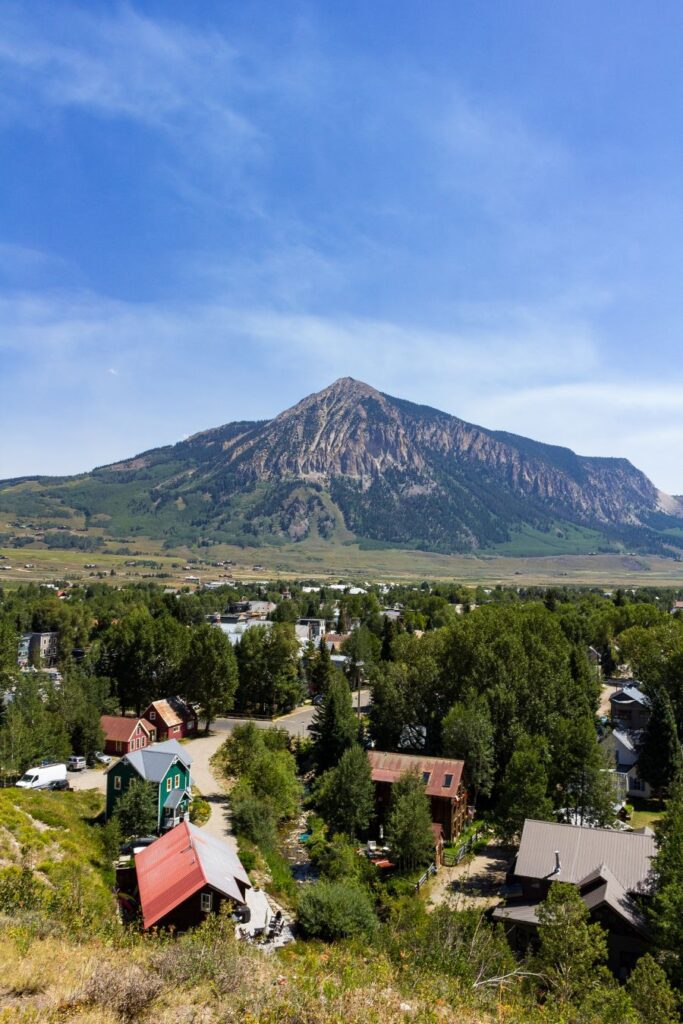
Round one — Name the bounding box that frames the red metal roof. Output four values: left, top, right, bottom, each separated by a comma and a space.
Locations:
367, 750, 464, 798
100, 715, 153, 744
135, 821, 250, 929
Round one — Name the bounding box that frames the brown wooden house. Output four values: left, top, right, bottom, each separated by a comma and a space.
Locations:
121, 820, 251, 931
367, 750, 468, 841
493, 819, 656, 978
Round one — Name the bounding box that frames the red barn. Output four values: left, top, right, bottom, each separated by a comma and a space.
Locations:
100, 715, 157, 756
142, 697, 199, 741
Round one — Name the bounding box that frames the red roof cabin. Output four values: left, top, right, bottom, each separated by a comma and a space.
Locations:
100, 715, 157, 756
367, 750, 468, 841
142, 697, 199, 741
130, 820, 251, 930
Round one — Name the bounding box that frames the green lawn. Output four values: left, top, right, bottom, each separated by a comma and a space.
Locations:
629, 797, 665, 831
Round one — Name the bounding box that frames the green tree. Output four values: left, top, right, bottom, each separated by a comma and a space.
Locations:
235, 624, 302, 715
0, 674, 70, 776
368, 661, 409, 749
309, 673, 358, 771
535, 881, 609, 1005
626, 954, 679, 1024
115, 780, 158, 838
550, 715, 615, 826
183, 624, 238, 732
248, 749, 301, 819
496, 735, 553, 843
314, 744, 375, 839
442, 693, 494, 805
310, 636, 334, 696
649, 782, 683, 986
385, 770, 435, 872
638, 687, 683, 798
98, 607, 188, 714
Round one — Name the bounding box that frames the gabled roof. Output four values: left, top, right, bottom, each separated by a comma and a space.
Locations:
610, 685, 649, 708
515, 820, 655, 893
146, 696, 196, 729
163, 786, 190, 810
100, 715, 155, 743
578, 864, 650, 935
367, 750, 464, 798
117, 739, 192, 783
135, 820, 250, 928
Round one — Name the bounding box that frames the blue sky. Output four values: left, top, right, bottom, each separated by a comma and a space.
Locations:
1, 1, 683, 492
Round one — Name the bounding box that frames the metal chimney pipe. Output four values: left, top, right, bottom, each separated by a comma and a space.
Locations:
554, 850, 561, 874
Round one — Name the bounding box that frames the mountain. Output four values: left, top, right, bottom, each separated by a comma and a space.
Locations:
1, 377, 682, 556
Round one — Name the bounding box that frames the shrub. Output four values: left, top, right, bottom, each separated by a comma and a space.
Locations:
297, 879, 377, 940
189, 795, 211, 826
74, 961, 162, 1023
232, 793, 278, 849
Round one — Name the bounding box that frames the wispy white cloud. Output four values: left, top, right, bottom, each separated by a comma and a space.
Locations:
2, 285, 681, 492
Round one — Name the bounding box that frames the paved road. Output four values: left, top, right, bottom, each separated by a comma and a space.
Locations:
68, 690, 372, 844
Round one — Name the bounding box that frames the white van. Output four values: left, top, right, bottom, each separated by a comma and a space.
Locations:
16, 763, 67, 790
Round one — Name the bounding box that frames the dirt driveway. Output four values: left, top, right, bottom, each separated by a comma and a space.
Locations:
67, 730, 235, 848
426, 843, 511, 911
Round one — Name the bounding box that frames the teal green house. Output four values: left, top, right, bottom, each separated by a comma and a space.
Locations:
105, 739, 193, 832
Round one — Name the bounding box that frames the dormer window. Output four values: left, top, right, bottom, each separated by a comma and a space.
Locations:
443, 774, 453, 788
422, 771, 431, 784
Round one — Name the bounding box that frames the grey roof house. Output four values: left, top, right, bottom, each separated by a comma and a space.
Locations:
493, 819, 656, 978
609, 685, 651, 731
105, 739, 193, 831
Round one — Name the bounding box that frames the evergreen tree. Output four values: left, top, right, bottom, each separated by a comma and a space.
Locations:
649, 782, 683, 987
315, 744, 375, 838
496, 735, 553, 842
114, 780, 158, 838
638, 687, 683, 798
441, 693, 494, 805
535, 882, 609, 1005
182, 623, 238, 732
310, 636, 334, 696
385, 770, 435, 872
310, 673, 358, 771
380, 617, 396, 661
626, 954, 679, 1024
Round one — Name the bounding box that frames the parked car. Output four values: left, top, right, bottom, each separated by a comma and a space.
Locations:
311, 694, 324, 706
94, 751, 111, 765
67, 756, 87, 772
47, 779, 70, 791
16, 763, 67, 790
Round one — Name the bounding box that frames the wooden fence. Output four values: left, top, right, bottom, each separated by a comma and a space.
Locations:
441, 827, 485, 867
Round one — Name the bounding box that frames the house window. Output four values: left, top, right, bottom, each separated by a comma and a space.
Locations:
149, 710, 156, 720
166, 777, 172, 792
174, 726, 180, 733
116, 741, 122, 752
422, 771, 431, 784
114, 776, 122, 791
443, 774, 453, 788
174, 775, 180, 789
200, 892, 213, 913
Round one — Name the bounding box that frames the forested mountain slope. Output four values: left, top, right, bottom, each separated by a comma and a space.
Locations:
1, 377, 682, 555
